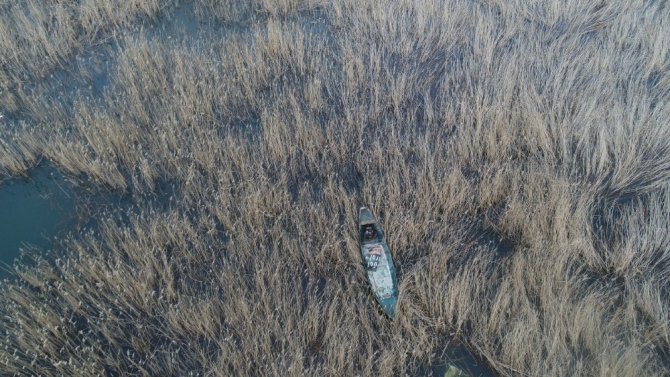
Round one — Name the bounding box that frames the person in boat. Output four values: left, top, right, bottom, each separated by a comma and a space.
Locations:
364, 225, 376, 240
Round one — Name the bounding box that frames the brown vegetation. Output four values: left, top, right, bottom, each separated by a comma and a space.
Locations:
1, 0, 669, 375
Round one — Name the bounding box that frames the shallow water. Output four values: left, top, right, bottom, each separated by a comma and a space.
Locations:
412, 338, 497, 377
0, 165, 78, 276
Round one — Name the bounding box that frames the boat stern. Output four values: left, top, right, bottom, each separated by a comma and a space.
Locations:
380, 296, 398, 319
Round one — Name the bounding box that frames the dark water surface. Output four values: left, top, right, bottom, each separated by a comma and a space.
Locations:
0, 165, 78, 276
425, 341, 497, 377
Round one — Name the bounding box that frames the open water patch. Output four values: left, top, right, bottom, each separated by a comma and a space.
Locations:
419, 340, 497, 377
0, 164, 79, 277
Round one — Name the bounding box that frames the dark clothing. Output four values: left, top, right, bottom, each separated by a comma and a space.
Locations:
364, 226, 376, 240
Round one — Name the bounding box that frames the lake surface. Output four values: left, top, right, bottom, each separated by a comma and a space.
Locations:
0, 164, 77, 276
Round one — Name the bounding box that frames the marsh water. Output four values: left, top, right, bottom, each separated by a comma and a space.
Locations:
0, 164, 78, 277
0, 4, 498, 375
0, 165, 495, 377
424, 341, 496, 377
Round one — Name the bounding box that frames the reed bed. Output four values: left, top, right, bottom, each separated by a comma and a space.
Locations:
1, 0, 669, 375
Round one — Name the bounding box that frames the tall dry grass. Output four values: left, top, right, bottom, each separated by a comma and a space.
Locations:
1, 0, 669, 375
0, 0, 171, 117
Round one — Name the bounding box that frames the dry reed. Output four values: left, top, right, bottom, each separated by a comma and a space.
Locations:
1, 0, 669, 376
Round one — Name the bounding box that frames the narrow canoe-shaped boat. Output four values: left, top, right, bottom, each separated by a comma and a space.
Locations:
359, 206, 399, 319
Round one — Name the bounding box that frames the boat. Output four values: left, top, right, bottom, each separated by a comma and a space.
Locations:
359, 206, 399, 319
